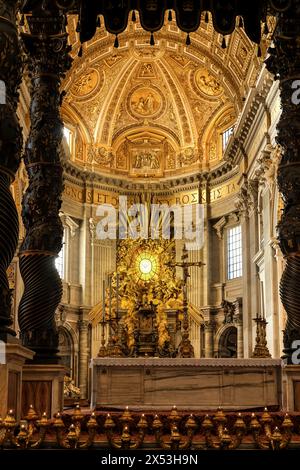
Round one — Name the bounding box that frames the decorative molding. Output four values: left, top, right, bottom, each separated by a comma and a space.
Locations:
203, 320, 216, 331
234, 179, 258, 218
213, 216, 228, 240
89, 217, 96, 241
91, 357, 282, 368
60, 212, 79, 237
254, 143, 279, 194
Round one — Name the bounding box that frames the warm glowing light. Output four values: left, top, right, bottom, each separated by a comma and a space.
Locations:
135, 252, 158, 281
139, 258, 152, 274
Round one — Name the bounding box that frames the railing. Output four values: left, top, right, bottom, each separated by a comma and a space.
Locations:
0, 405, 297, 450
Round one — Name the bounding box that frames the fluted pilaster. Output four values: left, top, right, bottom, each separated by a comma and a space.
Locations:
234, 298, 244, 358
0, 1, 23, 340
18, 4, 72, 362
78, 319, 89, 399
204, 321, 215, 358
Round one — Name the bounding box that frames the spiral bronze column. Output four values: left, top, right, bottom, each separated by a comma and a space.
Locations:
266, 1, 300, 363
18, 5, 72, 363
0, 1, 23, 341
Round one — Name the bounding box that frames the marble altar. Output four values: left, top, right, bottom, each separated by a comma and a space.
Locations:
90, 357, 283, 410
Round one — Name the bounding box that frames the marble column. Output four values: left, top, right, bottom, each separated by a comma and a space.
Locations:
235, 180, 258, 357
236, 320, 243, 358
271, 238, 286, 355
262, 185, 279, 357
18, 4, 72, 363
239, 210, 252, 357
266, 1, 300, 362
234, 298, 244, 358
0, 1, 23, 341
78, 319, 89, 399
204, 321, 214, 358
202, 178, 210, 306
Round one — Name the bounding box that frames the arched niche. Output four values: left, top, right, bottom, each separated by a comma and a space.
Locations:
58, 326, 75, 377
218, 325, 237, 358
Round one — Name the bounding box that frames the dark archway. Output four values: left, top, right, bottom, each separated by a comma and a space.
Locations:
58, 326, 74, 376
218, 326, 237, 358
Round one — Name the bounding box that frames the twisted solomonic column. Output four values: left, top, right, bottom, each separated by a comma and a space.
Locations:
266, 0, 300, 363
0, 1, 23, 340
18, 5, 72, 363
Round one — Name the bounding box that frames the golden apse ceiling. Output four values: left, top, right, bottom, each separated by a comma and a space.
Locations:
61, 13, 264, 181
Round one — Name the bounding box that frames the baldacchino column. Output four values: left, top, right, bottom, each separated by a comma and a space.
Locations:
0, 0, 36, 420
266, 0, 300, 364
18, 3, 72, 366
0, 0, 22, 341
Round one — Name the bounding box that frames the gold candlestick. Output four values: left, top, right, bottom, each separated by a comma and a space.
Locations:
252, 314, 271, 358
97, 318, 107, 357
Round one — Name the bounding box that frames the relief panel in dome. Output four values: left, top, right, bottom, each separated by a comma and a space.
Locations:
128, 139, 164, 178
137, 62, 157, 78
127, 85, 165, 120
70, 68, 103, 101
193, 67, 224, 99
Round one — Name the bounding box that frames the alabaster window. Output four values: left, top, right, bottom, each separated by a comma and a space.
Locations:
227, 225, 242, 280
55, 234, 66, 279
63, 126, 76, 160
222, 126, 234, 151
63, 127, 72, 147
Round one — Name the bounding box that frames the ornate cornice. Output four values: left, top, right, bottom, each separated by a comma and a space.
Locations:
62, 160, 242, 207
254, 143, 279, 193
234, 179, 259, 218
213, 216, 228, 240
62, 154, 239, 193
224, 75, 274, 166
